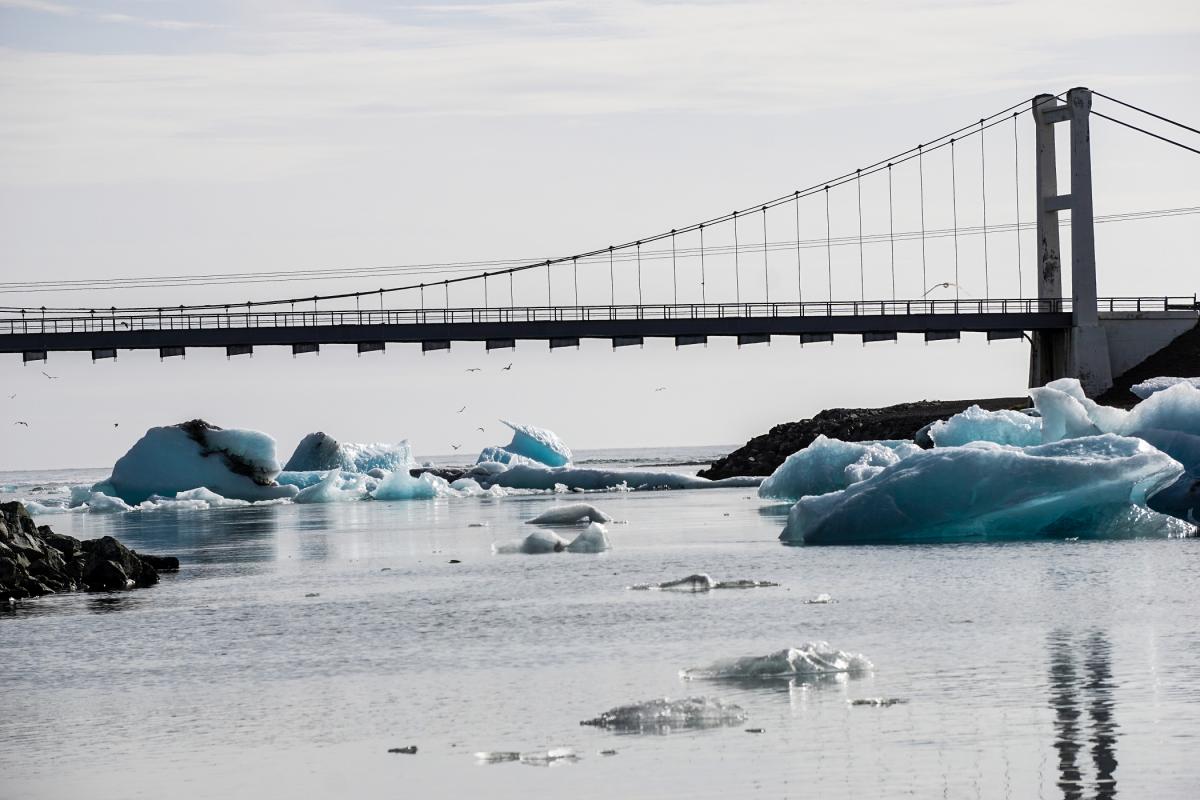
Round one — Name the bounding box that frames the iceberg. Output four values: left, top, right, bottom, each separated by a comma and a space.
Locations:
579, 697, 747, 733
480, 464, 760, 492
627, 574, 779, 591
681, 642, 873, 680
92, 420, 298, 505
493, 529, 568, 554
526, 503, 613, 525
371, 471, 449, 501
294, 471, 369, 504
781, 435, 1186, 545
928, 405, 1042, 448
1131, 376, 1200, 399
758, 436, 922, 501
284, 432, 413, 473
477, 420, 573, 468
566, 522, 611, 553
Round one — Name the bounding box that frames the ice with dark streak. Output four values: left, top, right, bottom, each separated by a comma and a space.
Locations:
580, 697, 748, 734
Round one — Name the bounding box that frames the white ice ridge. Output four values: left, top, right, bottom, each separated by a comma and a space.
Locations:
681, 643, 873, 680
929, 406, 1042, 448
371, 471, 451, 501
477, 420, 573, 468
758, 436, 922, 501
283, 432, 413, 473
1131, 377, 1200, 399
294, 471, 369, 504
526, 503, 613, 525
579, 697, 748, 733
627, 574, 779, 591
90, 420, 298, 505
781, 435, 1188, 545
478, 464, 761, 492
494, 523, 612, 554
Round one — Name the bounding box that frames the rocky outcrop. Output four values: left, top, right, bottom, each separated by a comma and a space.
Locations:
699, 397, 1029, 480
0, 501, 179, 602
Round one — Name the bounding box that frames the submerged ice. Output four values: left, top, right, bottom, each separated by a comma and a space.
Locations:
579, 697, 747, 734
682, 642, 873, 680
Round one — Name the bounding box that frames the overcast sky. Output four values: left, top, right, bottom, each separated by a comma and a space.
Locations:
2, 0, 1198, 471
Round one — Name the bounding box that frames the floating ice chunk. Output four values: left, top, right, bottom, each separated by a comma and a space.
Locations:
283, 432, 413, 473
1123, 381, 1200, 440
682, 642, 873, 680
629, 573, 716, 592
517, 748, 578, 766
475, 446, 542, 468
579, 697, 747, 733
371, 471, 449, 501
493, 529, 568, 554
94, 420, 297, 505
75, 491, 134, 513
712, 579, 780, 589
566, 522, 611, 553
527, 503, 613, 525
295, 471, 368, 504
929, 406, 1042, 447
781, 435, 1184, 545
1131, 376, 1200, 399
1032, 378, 1130, 442
483, 464, 761, 492
758, 436, 921, 500
474, 751, 521, 764
850, 698, 908, 707
172, 487, 252, 508
500, 420, 572, 467
804, 593, 835, 604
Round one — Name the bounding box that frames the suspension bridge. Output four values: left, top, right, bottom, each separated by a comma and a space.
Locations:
2, 87, 1197, 396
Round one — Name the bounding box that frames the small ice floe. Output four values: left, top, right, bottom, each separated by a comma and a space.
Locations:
849, 698, 908, 707
579, 697, 747, 734
475, 748, 578, 766
467, 522, 488, 528
387, 745, 418, 754
804, 593, 836, 604
526, 502, 613, 525
628, 574, 779, 592
681, 642, 873, 680
566, 522, 612, 553
494, 524, 611, 555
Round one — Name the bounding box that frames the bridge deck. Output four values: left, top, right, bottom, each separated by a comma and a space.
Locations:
0, 297, 1191, 354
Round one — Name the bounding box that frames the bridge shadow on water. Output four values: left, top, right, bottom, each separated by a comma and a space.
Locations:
1048, 629, 1119, 800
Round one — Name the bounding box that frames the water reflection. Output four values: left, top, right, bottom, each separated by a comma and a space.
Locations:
1047, 630, 1119, 799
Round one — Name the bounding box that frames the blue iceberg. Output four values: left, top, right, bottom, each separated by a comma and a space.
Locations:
758, 435, 921, 501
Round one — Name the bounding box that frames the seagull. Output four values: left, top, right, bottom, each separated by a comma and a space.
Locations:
502, 363, 513, 371
465, 368, 481, 372
113, 422, 119, 427
922, 282, 973, 298
654, 387, 667, 392
14, 421, 28, 426
457, 405, 467, 413
7, 393, 14, 399
118, 321, 129, 328
476, 426, 485, 432
41, 371, 59, 380
450, 443, 461, 451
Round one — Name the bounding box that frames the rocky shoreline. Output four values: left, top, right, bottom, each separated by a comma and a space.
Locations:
1, 501, 179, 602
698, 397, 1029, 480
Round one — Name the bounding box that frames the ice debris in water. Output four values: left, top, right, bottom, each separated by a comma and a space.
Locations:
850, 698, 908, 707
929, 406, 1042, 448
526, 502, 613, 525
1131, 376, 1200, 400
90, 420, 298, 505
371, 471, 450, 501
781, 435, 1188, 545
480, 464, 761, 492
283, 432, 413, 473
474, 748, 578, 766
804, 593, 835, 604
682, 643, 873, 680
294, 471, 369, 504
579, 697, 747, 734
758, 436, 922, 501
628, 574, 778, 591
494, 524, 611, 554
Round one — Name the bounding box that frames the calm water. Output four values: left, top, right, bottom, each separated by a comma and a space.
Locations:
2, 449, 1199, 799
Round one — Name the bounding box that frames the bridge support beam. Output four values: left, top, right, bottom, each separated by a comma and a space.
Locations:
1028, 87, 1113, 395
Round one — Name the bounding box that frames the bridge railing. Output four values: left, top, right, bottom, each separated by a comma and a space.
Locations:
0, 296, 1194, 336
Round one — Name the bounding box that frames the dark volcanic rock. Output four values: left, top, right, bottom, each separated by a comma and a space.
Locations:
1, 501, 179, 602
698, 397, 1029, 480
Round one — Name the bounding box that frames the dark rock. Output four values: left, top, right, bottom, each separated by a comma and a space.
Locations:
409, 467, 466, 482
698, 396, 1029, 479
448, 559, 461, 564
1, 501, 177, 602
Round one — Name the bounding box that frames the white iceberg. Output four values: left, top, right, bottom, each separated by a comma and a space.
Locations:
579, 697, 747, 733
294, 471, 369, 504
681, 642, 873, 680
283, 432, 413, 473
91, 420, 298, 505
526, 503, 613, 525
758, 435, 922, 501
477, 420, 573, 468
781, 434, 1186, 545
929, 405, 1042, 448
566, 522, 611, 553
371, 471, 449, 501
1131, 376, 1200, 399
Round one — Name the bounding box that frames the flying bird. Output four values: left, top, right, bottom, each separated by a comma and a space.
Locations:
654, 387, 668, 392
41, 371, 59, 380
450, 444, 461, 451
922, 282, 973, 298
14, 421, 28, 427
113, 422, 119, 427
476, 426, 486, 432
7, 393, 14, 399
465, 368, 481, 372
457, 405, 467, 413
502, 363, 513, 371
118, 321, 129, 328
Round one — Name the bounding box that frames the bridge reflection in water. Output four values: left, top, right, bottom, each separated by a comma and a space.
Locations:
1048, 630, 1119, 800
